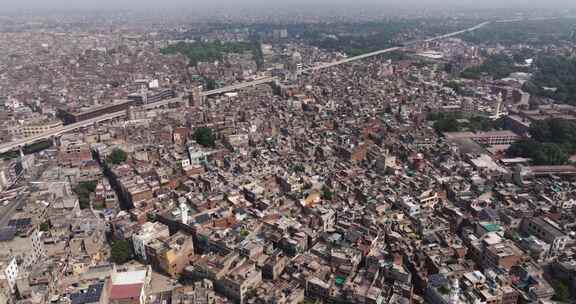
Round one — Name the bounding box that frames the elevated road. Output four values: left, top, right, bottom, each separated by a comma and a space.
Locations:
0, 111, 126, 153
305, 21, 491, 72
142, 77, 279, 110
201, 77, 278, 96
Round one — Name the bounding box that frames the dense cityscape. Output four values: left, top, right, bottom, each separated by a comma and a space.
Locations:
1, 3, 576, 304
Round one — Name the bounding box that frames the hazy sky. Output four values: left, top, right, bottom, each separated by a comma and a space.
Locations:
1, 0, 575, 12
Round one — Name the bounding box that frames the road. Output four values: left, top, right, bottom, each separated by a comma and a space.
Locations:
200, 76, 278, 96
141, 77, 279, 110
304, 21, 491, 72
0, 111, 126, 153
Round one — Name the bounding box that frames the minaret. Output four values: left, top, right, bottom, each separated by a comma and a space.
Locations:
449, 279, 460, 304
180, 202, 189, 225
19, 147, 27, 172
140, 84, 148, 104
494, 92, 503, 118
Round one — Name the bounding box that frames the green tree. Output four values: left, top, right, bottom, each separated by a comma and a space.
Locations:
508, 118, 576, 165
291, 164, 305, 173
73, 180, 98, 209
433, 116, 460, 134
107, 148, 127, 165
507, 139, 537, 158
160, 41, 253, 66
438, 285, 450, 295
321, 186, 333, 200
467, 116, 494, 132
176, 182, 191, 192
529, 119, 576, 152
534, 143, 568, 165
507, 140, 568, 165
110, 240, 132, 265
524, 55, 576, 105
204, 77, 217, 91
461, 54, 516, 80
39, 222, 50, 232
445, 81, 463, 94
551, 280, 571, 302
193, 127, 215, 148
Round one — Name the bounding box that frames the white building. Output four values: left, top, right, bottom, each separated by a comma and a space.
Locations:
398, 196, 421, 216
188, 146, 209, 166
1, 258, 19, 294
30, 229, 46, 264
132, 222, 170, 262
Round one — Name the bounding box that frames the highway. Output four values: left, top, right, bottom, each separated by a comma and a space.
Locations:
141, 77, 279, 110
200, 76, 278, 96
305, 21, 491, 72
0, 20, 493, 154
0, 110, 126, 153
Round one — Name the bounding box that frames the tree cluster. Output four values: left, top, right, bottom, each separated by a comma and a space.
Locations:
193, 127, 216, 148
522, 56, 576, 105
301, 18, 478, 57
73, 180, 98, 209
107, 148, 128, 165
461, 54, 516, 80
0, 140, 52, 160
110, 240, 132, 265
321, 186, 333, 201
161, 41, 254, 66
428, 113, 496, 134
461, 18, 576, 46
507, 118, 576, 165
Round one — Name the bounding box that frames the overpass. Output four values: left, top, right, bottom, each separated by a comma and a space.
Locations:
141, 76, 278, 110
305, 21, 491, 72
0, 111, 126, 154
201, 76, 278, 96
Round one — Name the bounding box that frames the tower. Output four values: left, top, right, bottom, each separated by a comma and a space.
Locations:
180, 202, 190, 225
449, 279, 460, 304
494, 92, 503, 118
140, 84, 148, 104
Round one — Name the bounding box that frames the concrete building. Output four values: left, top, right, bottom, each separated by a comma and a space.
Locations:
132, 222, 170, 262
444, 131, 520, 146
58, 99, 135, 125
216, 261, 262, 304
0, 257, 19, 294
19, 120, 63, 138
108, 267, 151, 304
145, 231, 194, 278
521, 217, 569, 259
481, 240, 524, 271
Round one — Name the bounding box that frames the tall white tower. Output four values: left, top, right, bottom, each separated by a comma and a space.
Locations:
140, 84, 148, 104
494, 92, 503, 118
180, 202, 190, 225
449, 279, 460, 304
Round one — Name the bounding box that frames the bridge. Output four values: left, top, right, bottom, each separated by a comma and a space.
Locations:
201, 77, 278, 96
141, 76, 278, 110
304, 21, 491, 72
0, 111, 126, 153
0, 21, 496, 153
